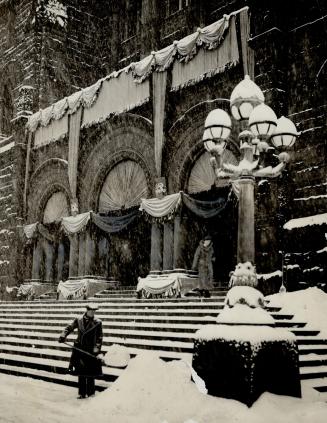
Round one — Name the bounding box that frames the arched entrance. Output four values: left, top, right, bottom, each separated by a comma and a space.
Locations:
182, 149, 238, 284
97, 160, 151, 286
29, 191, 70, 283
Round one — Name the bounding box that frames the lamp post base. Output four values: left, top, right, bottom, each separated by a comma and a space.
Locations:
192, 326, 301, 407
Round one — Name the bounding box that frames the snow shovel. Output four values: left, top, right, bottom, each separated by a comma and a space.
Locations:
63, 342, 130, 368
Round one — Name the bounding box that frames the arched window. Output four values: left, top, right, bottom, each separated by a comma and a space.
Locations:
187, 149, 238, 194
98, 160, 148, 212
43, 191, 70, 223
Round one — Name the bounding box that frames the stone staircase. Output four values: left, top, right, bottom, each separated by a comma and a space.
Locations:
0, 288, 326, 400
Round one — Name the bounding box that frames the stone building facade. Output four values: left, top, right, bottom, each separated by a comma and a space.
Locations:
0, 0, 326, 299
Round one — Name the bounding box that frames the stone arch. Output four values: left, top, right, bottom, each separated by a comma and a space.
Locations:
164, 99, 240, 193
27, 158, 71, 223
79, 113, 155, 211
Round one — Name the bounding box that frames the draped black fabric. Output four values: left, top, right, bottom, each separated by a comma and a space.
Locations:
91, 209, 139, 234
182, 191, 230, 219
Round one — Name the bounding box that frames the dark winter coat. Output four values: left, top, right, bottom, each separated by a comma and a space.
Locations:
60, 314, 103, 377
192, 241, 215, 290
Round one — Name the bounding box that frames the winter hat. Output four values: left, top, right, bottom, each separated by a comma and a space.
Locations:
86, 303, 99, 311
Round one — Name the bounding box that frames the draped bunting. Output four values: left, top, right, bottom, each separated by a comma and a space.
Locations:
27, 6, 249, 143
92, 209, 139, 234
171, 14, 239, 90
57, 279, 88, 300
68, 107, 83, 200
152, 71, 167, 176
34, 114, 68, 147
182, 193, 228, 219
61, 212, 91, 235
24, 188, 235, 241
131, 11, 233, 82
139, 193, 181, 218
136, 275, 182, 298
82, 71, 150, 128
23, 222, 56, 242
240, 8, 255, 79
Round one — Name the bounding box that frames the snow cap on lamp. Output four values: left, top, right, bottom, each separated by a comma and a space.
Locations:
230, 75, 264, 121
271, 116, 299, 149
249, 103, 278, 137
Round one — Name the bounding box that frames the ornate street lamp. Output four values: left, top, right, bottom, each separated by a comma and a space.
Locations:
203, 75, 299, 285
193, 76, 302, 406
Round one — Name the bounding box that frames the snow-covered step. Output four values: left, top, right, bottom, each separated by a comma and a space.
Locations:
299, 345, 327, 355
0, 320, 207, 332
0, 335, 192, 362
0, 352, 122, 380
0, 314, 218, 324
299, 354, 327, 366
0, 326, 197, 342
300, 365, 327, 379
0, 363, 110, 390
0, 330, 194, 352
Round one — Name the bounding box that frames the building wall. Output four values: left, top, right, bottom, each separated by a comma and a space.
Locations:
0, 0, 326, 296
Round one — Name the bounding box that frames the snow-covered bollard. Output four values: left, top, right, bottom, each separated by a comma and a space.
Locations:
192, 286, 301, 407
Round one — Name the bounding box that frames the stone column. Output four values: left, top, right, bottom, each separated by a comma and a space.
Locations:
57, 241, 65, 281
32, 239, 43, 281
237, 177, 255, 264
78, 232, 86, 276
150, 222, 163, 272
85, 231, 96, 276
98, 235, 109, 278
173, 215, 183, 269
43, 238, 55, 282
163, 221, 174, 270
68, 234, 79, 278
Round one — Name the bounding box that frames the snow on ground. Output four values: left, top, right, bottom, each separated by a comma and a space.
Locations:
266, 287, 327, 337
1, 351, 327, 423
2, 288, 327, 422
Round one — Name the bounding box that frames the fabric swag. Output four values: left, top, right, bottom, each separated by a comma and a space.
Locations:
139, 192, 181, 218
61, 212, 91, 235
92, 209, 139, 234
182, 192, 229, 219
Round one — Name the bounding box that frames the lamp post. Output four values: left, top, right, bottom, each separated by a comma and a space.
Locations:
192, 76, 302, 406
203, 75, 298, 286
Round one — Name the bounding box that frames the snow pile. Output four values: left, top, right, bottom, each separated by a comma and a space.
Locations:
1, 352, 327, 423
103, 344, 130, 368
266, 287, 327, 337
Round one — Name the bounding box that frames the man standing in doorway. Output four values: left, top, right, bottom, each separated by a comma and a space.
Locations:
58, 303, 103, 399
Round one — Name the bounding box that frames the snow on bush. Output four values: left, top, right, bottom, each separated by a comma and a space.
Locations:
195, 324, 295, 344
217, 304, 275, 325
225, 286, 265, 308
266, 287, 327, 337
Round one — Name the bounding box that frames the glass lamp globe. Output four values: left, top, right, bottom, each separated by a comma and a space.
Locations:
203, 108, 232, 151
249, 103, 278, 137
270, 116, 298, 149
230, 75, 265, 121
